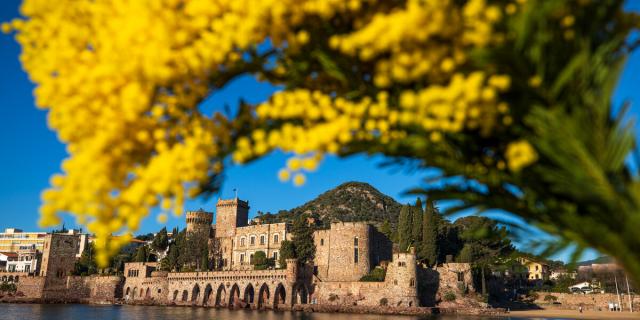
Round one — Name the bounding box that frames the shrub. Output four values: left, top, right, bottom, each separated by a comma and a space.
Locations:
379, 298, 388, 306
0, 282, 16, 293
443, 292, 456, 302
360, 267, 386, 282
544, 294, 558, 302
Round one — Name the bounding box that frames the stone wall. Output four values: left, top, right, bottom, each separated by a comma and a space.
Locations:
16, 276, 45, 298
533, 292, 640, 311
122, 259, 303, 309
40, 233, 80, 279
215, 198, 249, 238
312, 250, 418, 308
419, 263, 475, 306
16, 275, 121, 303
314, 222, 383, 282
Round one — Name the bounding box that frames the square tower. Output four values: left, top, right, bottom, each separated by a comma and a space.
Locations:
214, 198, 249, 238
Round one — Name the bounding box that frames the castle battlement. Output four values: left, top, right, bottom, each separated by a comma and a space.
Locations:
216, 198, 249, 208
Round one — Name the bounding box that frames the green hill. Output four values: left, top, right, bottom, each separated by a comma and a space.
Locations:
257, 181, 403, 227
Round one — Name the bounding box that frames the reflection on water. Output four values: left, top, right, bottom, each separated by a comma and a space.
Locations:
0, 304, 541, 320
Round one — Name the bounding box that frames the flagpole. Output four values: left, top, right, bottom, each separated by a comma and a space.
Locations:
624, 273, 633, 312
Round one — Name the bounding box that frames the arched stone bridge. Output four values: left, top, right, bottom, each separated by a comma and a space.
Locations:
123, 261, 313, 309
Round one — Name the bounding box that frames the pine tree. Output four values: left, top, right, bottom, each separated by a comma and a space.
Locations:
420, 199, 439, 266
411, 198, 423, 248
398, 205, 412, 252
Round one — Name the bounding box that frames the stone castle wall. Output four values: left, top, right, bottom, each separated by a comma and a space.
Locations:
186, 210, 213, 234
16, 276, 45, 298
418, 263, 475, 306
533, 292, 640, 311
122, 260, 301, 309
312, 251, 419, 307
215, 198, 249, 238
16, 275, 121, 304
40, 233, 80, 279
314, 222, 392, 282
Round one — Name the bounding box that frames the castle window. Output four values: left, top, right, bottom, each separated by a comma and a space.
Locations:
353, 237, 359, 264
457, 272, 464, 282
320, 239, 324, 246
250, 236, 256, 246
260, 235, 265, 245
398, 261, 406, 267
394, 280, 398, 285
274, 234, 279, 243
410, 278, 415, 287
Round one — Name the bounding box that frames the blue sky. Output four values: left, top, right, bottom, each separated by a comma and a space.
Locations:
1, 1, 639, 261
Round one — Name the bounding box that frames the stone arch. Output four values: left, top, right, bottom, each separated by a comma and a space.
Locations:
172, 290, 179, 301
229, 283, 241, 308
1, 276, 6, 282
257, 283, 270, 309
215, 284, 227, 307
181, 289, 188, 302
203, 284, 213, 306
14, 276, 18, 282
8, 276, 13, 282
132, 287, 138, 299
191, 284, 201, 303
125, 287, 130, 298
145, 287, 151, 299
293, 283, 308, 305
243, 283, 255, 306
273, 283, 286, 309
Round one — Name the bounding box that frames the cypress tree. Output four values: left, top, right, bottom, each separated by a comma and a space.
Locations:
134, 245, 148, 262
380, 219, 393, 239
199, 247, 209, 271
420, 199, 439, 266
411, 198, 423, 248
398, 205, 412, 252
291, 214, 315, 264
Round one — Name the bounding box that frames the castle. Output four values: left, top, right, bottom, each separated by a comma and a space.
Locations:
2, 197, 475, 310
119, 197, 473, 309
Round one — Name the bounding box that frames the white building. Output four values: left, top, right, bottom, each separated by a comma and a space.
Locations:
5, 250, 39, 273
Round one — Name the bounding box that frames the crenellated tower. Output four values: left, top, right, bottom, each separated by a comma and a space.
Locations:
186, 208, 213, 236
214, 198, 249, 238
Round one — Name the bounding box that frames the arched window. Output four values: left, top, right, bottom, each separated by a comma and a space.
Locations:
250, 236, 256, 246
240, 237, 245, 247
249, 254, 254, 264
260, 235, 265, 245
273, 234, 279, 243
240, 254, 245, 264
409, 278, 415, 287
273, 251, 278, 261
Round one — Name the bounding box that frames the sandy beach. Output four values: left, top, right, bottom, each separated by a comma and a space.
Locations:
504, 309, 640, 319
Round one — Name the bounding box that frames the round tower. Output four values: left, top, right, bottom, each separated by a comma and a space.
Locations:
186, 208, 213, 235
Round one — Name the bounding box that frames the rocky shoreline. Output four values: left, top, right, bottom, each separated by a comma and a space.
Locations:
0, 296, 506, 317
